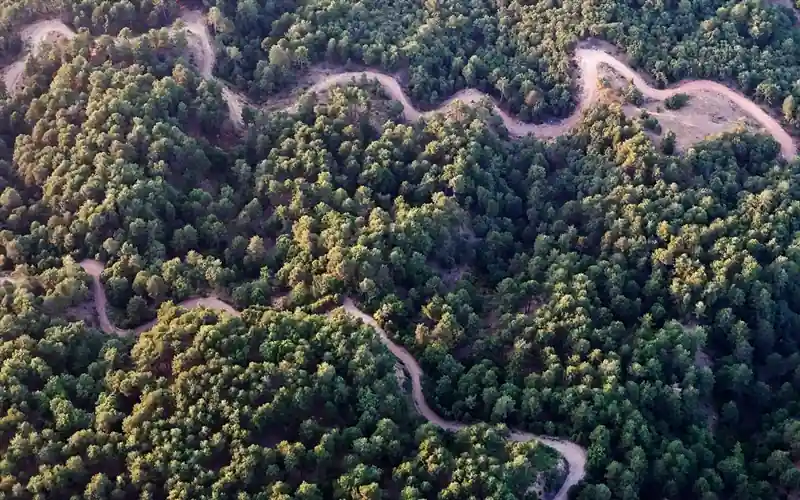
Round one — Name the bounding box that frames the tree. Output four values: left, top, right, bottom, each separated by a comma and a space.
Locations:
146, 275, 168, 302
269, 45, 291, 69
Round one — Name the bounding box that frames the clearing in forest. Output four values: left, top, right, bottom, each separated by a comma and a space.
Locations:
597, 63, 766, 152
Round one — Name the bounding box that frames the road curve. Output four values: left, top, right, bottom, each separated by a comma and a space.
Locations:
298, 59, 798, 159
2, 20, 76, 93
78, 258, 239, 335
186, 9, 795, 157
50, 259, 583, 498
1, 14, 795, 158
338, 297, 586, 500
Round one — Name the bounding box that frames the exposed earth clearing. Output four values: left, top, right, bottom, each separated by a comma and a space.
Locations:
598, 63, 767, 151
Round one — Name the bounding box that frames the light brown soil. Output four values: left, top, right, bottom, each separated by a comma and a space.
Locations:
2, 20, 75, 92
0, 273, 32, 286
598, 64, 766, 152
79, 258, 238, 336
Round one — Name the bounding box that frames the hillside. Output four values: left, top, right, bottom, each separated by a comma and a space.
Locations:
1, 0, 800, 499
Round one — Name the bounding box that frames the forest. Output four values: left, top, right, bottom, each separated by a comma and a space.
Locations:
2, 0, 800, 498
2, 266, 567, 498
200, 0, 800, 125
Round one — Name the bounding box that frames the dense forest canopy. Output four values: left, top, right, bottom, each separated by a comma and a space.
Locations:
193, 0, 800, 125
0, 276, 563, 498
1, 0, 800, 499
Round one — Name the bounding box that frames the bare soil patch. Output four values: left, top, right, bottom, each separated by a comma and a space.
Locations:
597, 64, 765, 152
3, 22, 74, 93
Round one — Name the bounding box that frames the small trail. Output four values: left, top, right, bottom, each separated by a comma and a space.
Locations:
180, 10, 215, 80
59, 259, 586, 498
2, 13, 796, 158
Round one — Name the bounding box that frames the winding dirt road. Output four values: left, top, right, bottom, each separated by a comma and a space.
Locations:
2, 13, 796, 157
4, 10, 797, 495
184, 14, 795, 156
77, 258, 239, 335
300, 61, 798, 159
4, 259, 586, 499
180, 10, 215, 79
339, 297, 586, 499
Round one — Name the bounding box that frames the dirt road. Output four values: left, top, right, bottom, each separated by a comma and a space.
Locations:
78, 259, 238, 335
182, 11, 795, 157
2, 19, 77, 92
3, 262, 587, 492
4, 267, 588, 497
296, 52, 795, 157
180, 10, 215, 79
33, 259, 582, 499
2, 13, 795, 157
5, 266, 589, 495
339, 298, 586, 500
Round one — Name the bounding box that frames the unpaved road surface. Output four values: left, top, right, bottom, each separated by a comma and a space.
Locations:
79, 258, 238, 335
296, 51, 795, 157
0, 275, 23, 286
338, 298, 586, 500
3, 259, 586, 499
19, 20, 75, 52
180, 10, 215, 79
154, 17, 800, 157
2, 19, 76, 93
2, 13, 795, 157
